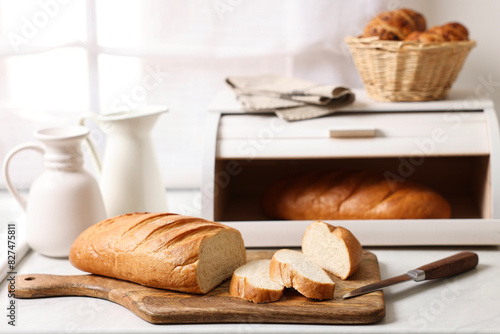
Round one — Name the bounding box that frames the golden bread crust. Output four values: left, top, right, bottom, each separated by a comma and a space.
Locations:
263, 171, 451, 220
69, 212, 246, 294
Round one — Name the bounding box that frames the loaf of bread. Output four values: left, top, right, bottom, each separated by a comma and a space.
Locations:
69, 212, 246, 294
405, 22, 469, 42
269, 249, 335, 300
230, 259, 285, 303
263, 170, 451, 220
302, 222, 362, 280
363, 8, 426, 40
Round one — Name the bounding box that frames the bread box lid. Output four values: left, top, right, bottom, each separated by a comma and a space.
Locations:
208, 88, 494, 114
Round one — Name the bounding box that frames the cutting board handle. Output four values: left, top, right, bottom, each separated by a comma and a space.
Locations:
12, 274, 118, 299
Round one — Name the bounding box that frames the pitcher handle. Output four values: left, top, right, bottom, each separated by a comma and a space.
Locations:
79, 113, 102, 174
2, 143, 44, 212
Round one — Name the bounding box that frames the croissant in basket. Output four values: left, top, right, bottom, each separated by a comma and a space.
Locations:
405, 22, 469, 42
362, 8, 426, 40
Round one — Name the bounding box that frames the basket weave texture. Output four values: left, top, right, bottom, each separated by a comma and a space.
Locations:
345, 36, 476, 102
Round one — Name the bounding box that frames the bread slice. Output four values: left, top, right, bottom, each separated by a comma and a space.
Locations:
269, 249, 335, 300
302, 221, 362, 280
69, 212, 246, 294
230, 260, 284, 303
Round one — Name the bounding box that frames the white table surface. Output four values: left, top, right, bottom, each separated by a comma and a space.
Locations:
1, 190, 499, 334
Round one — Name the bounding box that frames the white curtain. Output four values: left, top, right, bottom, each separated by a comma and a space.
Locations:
0, 0, 386, 189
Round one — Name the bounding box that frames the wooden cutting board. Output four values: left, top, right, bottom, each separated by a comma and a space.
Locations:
14, 250, 385, 325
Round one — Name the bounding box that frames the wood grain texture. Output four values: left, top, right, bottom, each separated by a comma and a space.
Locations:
416, 251, 479, 280
13, 250, 385, 325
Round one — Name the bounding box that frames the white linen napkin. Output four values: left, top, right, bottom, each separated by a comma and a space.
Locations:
226, 74, 355, 121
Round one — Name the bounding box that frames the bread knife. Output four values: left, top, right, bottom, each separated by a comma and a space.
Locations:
343, 251, 478, 299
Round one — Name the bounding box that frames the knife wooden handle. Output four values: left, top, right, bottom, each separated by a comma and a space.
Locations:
415, 251, 478, 280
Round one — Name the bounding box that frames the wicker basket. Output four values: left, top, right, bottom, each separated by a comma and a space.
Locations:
345, 36, 476, 102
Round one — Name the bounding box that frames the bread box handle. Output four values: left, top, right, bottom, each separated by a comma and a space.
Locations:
329, 126, 377, 138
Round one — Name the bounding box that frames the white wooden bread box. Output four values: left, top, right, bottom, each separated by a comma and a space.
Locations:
202, 89, 500, 246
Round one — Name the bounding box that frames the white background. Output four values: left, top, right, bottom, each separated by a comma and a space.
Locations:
1, 0, 499, 191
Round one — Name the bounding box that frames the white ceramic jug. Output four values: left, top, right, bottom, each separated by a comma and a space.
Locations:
2, 126, 107, 258
80, 105, 168, 217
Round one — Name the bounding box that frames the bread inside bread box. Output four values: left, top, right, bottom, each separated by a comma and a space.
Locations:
214, 156, 490, 221
203, 89, 500, 246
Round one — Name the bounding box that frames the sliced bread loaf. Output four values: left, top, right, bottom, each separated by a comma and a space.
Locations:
302, 221, 362, 280
269, 249, 335, 300
69, 212, 246, 294
229, 259, 285, 303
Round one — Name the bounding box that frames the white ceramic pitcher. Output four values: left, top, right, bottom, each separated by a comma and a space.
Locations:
2, 126, 107, 258
79, 105, 168, 217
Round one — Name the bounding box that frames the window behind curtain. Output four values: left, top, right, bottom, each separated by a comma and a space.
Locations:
0, 0, 384, 190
